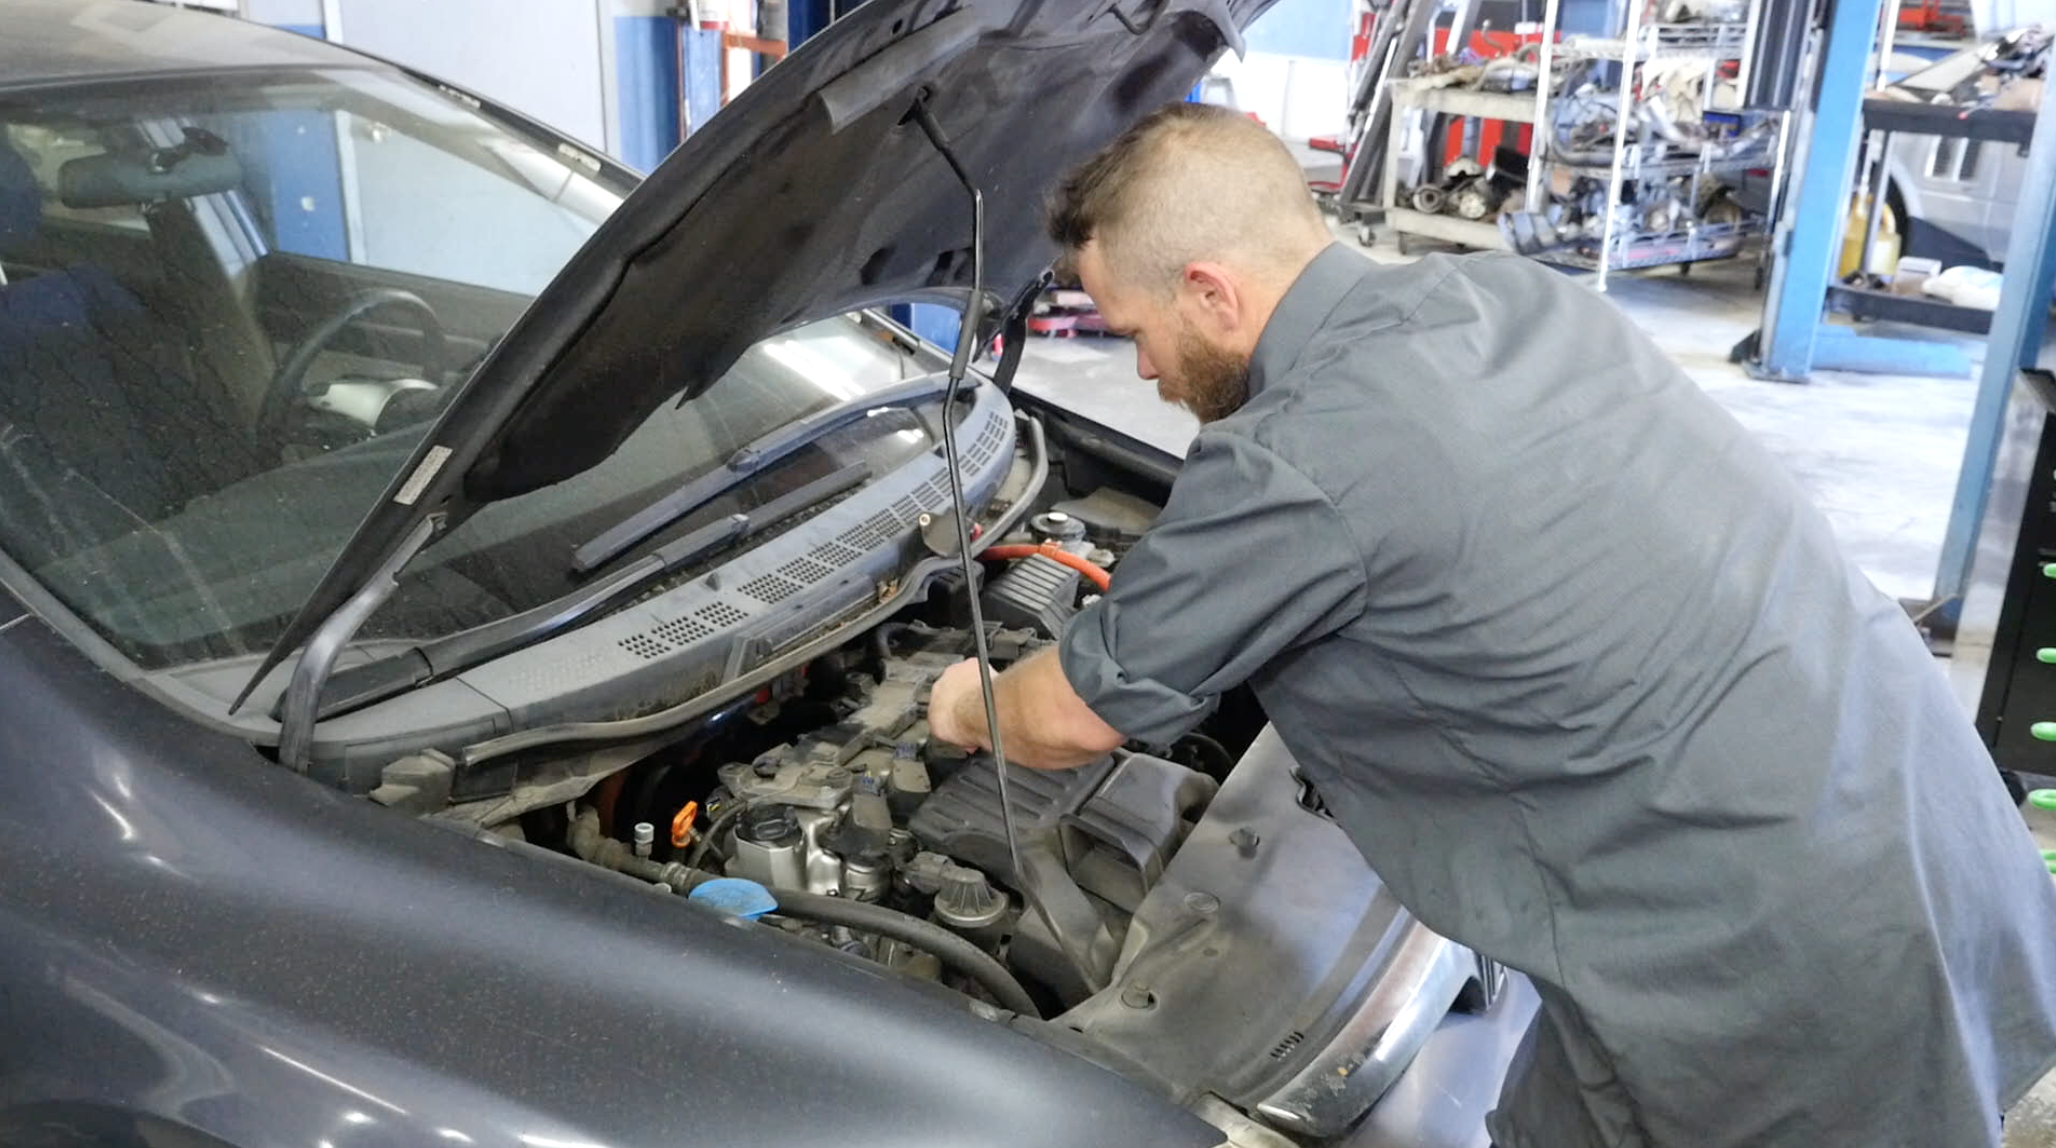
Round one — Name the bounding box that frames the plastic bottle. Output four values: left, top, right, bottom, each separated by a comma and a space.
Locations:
1838, 194, 1900, 278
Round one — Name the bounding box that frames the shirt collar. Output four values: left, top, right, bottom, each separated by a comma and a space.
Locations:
1247, 243, 1374, 398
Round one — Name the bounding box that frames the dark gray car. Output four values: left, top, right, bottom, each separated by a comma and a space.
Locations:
0, 3, 1531, 1145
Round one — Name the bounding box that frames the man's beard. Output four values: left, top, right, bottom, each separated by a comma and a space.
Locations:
1159, 324, 1251, 424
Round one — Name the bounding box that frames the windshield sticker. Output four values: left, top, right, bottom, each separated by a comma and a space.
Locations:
395, 446, 454, 506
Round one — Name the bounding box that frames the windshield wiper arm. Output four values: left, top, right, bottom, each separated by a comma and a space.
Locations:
290, 462, 870, 722
571, 374, 956, 575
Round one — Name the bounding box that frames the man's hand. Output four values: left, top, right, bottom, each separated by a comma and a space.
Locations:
927, 658, 991, 751
923, 649, 1128, 769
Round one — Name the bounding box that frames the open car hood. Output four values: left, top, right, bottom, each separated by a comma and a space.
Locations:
242, 0, 1272, 703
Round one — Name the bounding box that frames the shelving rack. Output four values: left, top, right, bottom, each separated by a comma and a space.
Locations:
1381, 0, 1788, 288
1381, 85, 1536, 252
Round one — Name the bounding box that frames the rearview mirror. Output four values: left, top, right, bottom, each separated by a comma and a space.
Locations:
58, 127, 242, 209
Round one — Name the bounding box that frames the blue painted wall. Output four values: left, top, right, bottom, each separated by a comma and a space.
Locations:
1559, 0, 1614, 35
235, 112, 348, 260
1243, 0, 1352, 59
614, 16, 683, 172
242, 11, 345, 260
905, 304, 963, 351
613, 19, 724, 172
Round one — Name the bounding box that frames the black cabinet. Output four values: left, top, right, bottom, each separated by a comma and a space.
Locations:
1975, 372, 2056, 790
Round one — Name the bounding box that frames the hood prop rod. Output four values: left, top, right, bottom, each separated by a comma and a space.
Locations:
909, 97, 1117, 996
274, 516, 440, 772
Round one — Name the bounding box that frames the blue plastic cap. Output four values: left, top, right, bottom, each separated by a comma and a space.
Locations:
689, 877, 779, 920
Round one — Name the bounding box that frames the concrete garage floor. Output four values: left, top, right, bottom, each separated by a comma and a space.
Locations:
1011, 226, 2056, 1145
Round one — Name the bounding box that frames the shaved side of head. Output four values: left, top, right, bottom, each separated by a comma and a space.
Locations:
1047, 102, 1331, 295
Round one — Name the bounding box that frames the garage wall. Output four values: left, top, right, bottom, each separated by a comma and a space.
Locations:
250, 0, 1355, 153
326, 0, 615, 151
247, 0, 1628, 160
613, 6, 685, 171
1224, 0, 1353, 141
1976, 0, 2056, 33
1246, 0, 1352, 56
246, 0, 707, 171
1212, 53, 1351, 141
237, 0, 631, 286
242, 0, 323, 35
348, 124, 600, 295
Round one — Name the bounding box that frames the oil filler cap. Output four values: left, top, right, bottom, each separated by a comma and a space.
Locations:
934, 862, 1009, 930
690, 878, 779, 921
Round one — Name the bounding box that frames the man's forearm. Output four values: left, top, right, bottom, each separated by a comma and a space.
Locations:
944, 647, 1125, 769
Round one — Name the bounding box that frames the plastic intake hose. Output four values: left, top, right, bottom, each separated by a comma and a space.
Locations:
767, 888, 1041, 1018
978, 543, 1113, 592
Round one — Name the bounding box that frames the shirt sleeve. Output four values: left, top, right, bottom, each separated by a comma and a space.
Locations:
1058, 429, 1368, 745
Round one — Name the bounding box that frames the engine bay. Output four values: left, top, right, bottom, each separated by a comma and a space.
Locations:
519, 495, 1247, 1017
399, 413, 1484, 1140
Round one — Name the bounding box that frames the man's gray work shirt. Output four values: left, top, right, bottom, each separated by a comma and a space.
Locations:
1058, 243, 2056, 1147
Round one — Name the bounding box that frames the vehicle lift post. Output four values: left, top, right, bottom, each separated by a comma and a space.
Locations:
1928, 75, 2056, 627
1744, 0, 1971, 381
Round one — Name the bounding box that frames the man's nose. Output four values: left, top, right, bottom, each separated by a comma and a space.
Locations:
1134, 344, 1158, 381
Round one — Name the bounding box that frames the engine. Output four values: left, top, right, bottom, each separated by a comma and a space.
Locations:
553, 500, 1230, 1013
698, 623, 1216, 1004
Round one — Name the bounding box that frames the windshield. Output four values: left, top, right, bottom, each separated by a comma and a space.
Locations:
0, 67, 934, 670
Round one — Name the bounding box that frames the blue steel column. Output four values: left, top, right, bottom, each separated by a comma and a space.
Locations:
1930, 76, 2056, 614
1748, 0, 1879, 382
613, 1, 686, 171
788, 0, 837, 47
241, 0, 347, 261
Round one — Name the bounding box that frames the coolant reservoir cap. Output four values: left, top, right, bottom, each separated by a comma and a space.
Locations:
690, 878, 779, 921
1030, 511, 1088, 544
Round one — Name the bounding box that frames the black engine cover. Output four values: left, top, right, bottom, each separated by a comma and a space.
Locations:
909, 751, 1216, 913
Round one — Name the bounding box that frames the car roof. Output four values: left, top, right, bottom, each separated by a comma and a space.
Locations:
5, 0, 371, 91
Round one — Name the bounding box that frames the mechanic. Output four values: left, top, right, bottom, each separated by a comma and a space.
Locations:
927, 102, 2056, 1148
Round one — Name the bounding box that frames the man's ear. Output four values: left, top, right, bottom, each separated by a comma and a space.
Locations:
1179, 261, 1244, 335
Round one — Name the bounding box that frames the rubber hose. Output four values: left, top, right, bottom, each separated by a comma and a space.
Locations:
686, 801, 746, 868
978, 543, 1112, 592
872, 622, 911, 664
1174, 732, 1236, 780
769, 888, 1041, 1018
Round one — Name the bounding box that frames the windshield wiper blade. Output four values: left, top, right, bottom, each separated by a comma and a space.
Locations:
290, 462, 870, 722
571, 373, 955, 575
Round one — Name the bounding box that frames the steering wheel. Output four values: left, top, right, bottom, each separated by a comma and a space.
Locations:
260, 288, 447, 445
